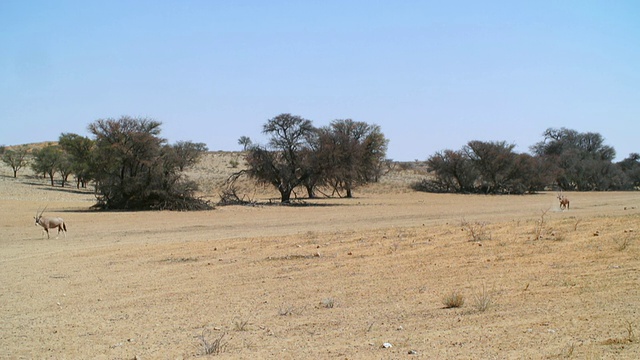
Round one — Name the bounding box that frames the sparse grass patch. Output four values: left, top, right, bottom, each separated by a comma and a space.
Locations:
321, 297, 336, 309
442, 290, 465, 308
266, 253, 320, 261
550, 231, 566, 241
562, 342, 575, 358
160, 256, 198, 263
472, 284, 492, 312
533, 208, 550, 240
198, 328, 227, 355
461, 218, 491, 242
573, 218, 582, 231
616, 233, 633, 251
601, 321, 636, 345
278, 304, 301, 316
233, 317, 250, 331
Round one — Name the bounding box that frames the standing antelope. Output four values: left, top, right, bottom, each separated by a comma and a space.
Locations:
557, 194, 570, 210
34, 207, 67, 239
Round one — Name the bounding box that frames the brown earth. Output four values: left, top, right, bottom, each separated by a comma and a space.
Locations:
1, 152, 639, 359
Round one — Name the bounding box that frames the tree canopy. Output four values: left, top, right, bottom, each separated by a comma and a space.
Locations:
1, 146, 28, 178
420, 127, 636, 194
87, 116, 210, 210
244, 114, 389, 202
245, 114, 315, 203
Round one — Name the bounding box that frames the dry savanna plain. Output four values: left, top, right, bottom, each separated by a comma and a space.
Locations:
1, 151, 639, 359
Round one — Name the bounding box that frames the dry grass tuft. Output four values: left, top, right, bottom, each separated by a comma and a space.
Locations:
278, 304, 301, 316
601, 321, 636, 345
473, 284, 493, 312
233, 317, 250, 331
533, 208, 550, 239
616, 233, 633, 251
198, 329, 227, 355
442, 290, 465, 308
321, 297, 336, 309
461, 219, 491, 242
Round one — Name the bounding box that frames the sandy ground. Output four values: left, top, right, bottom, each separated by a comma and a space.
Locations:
1, 153, 639, 359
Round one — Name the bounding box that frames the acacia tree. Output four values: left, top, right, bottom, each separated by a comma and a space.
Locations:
531, 128, 618, 190
299, 128, 326, 198
245, 113, 315, 203
57, 152, 73, 187
426, 149, 477, 193
169, 141, 208, 171
508, 153, 556, 194
464, 140, 518, 194
314, 119, 388, 198
88, 116, 210, 210
58, 133, 94, 188
238, 136, 252, 151
618, 153, 640, 189
423, 141, 550, 194
31, 145, 64, 186
1, 146, 29, 178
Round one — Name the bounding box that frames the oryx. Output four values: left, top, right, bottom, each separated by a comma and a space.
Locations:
34, 206, 67, 239
557, 193, 570, 210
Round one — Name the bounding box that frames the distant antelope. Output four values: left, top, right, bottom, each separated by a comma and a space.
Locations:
557, 194, 570, 210
34, 207, 67, 239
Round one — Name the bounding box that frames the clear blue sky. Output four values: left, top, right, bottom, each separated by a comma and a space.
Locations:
1, 1, 639, 161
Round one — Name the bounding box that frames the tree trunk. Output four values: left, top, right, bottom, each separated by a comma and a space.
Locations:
305, 184, 316, 199
346, 187, 353, 198
280, 189, 292, 203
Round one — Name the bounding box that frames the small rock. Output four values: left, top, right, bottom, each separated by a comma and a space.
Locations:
397, 325, 404, 331
381, 342, 393, 348
408, 350, 418, 355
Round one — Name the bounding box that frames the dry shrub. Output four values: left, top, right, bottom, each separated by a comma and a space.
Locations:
533, 208, 549, 240
442, 290, 465, 308
461, 219, 491, 242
